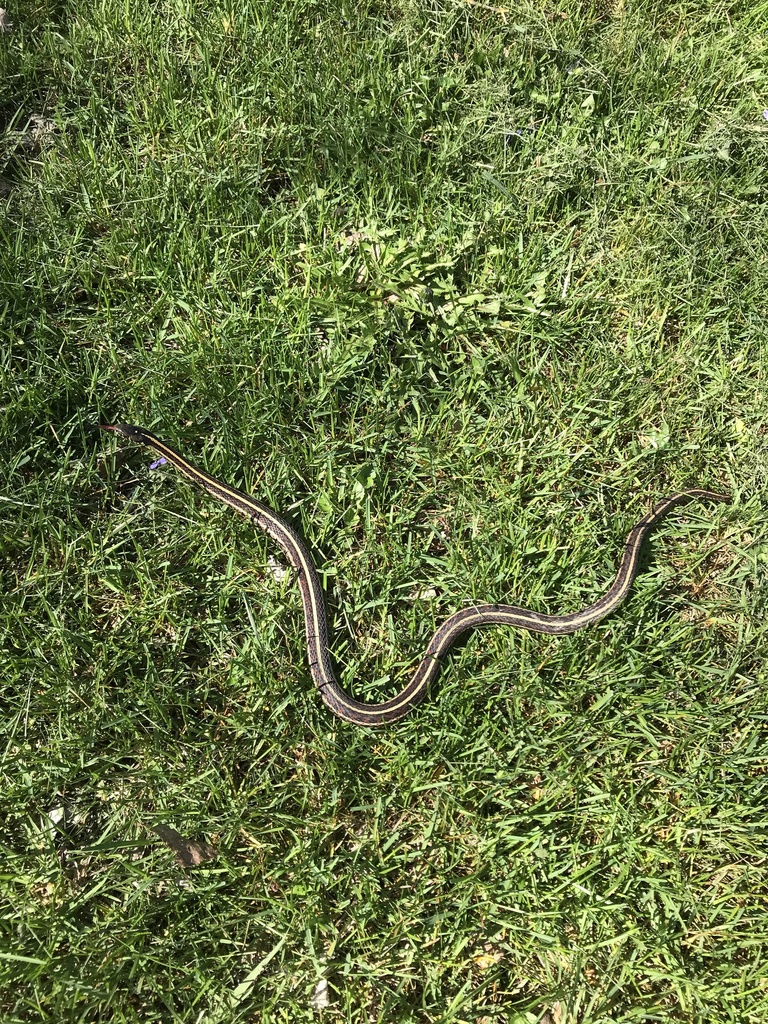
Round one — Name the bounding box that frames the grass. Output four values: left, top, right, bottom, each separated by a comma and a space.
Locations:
1, 0, 767, 1020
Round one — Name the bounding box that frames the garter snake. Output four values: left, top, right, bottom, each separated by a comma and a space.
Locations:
100, 423, 729, 726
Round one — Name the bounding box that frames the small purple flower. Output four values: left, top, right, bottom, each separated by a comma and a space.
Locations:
763, 109, 768, 121
150, 457, 168, 470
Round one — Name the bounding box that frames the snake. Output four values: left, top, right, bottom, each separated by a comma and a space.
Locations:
100, 424, 729, 726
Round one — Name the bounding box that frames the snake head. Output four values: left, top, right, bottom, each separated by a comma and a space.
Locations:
99, 423, 145, 440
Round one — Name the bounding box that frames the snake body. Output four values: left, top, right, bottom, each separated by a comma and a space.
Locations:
101, 424, 728, 726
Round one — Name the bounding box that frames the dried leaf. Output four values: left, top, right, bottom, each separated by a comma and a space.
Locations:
148, 823, 217, 868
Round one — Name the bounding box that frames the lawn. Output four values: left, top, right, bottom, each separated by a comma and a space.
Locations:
1, 0, 767, 1021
